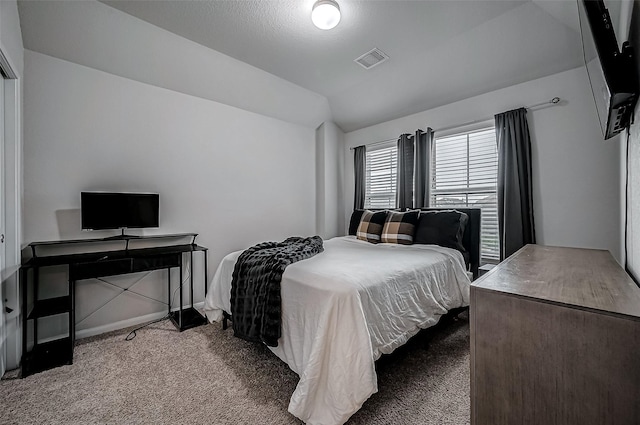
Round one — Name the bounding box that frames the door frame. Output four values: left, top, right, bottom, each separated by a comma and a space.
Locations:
0, 46, 21, 373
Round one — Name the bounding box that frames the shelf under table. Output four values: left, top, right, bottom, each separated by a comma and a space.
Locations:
169, 307, 207, 332
27, 296, 72, 319
22, 337, 73, 377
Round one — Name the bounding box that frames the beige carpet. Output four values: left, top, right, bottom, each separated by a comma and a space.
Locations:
1, 312, 470, 425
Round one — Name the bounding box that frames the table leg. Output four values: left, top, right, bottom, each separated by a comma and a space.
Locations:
189, 251, 194, 308
179, 254, 183, 330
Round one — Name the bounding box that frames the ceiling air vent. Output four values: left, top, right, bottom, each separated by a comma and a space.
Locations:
354, 48, 389, 70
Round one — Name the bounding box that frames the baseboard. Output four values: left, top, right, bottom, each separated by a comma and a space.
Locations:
76, 302, 205, 340
28, 302, 207, 344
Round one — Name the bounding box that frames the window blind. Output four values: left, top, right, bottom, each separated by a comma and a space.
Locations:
365, 144, 397, 209
431, 128, 499, 261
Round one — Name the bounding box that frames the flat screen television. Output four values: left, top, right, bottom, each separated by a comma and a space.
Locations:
81, 192, 159, 232
578, 0, 638, 139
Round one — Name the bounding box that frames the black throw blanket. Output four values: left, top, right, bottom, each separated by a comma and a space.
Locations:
230, 236, 324, 347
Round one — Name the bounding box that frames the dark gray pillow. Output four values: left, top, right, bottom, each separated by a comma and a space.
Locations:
414, 210, 469, 253
348, 209, 365, 236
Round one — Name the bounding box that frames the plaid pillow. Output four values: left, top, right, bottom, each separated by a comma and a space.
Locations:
381, 210, 419, 244
356, 210, 388, 243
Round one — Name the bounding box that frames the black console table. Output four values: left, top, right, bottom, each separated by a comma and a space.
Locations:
20, 233, 208, 377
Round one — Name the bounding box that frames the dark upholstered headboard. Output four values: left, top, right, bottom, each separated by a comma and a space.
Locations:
419, 208, 481, 279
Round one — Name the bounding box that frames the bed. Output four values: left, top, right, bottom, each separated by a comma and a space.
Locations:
204, 208, 480, 425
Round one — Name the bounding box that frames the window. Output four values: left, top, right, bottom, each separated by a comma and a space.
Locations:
431, 128, 499, 262
361, 128, 499, 262
364, 144, 397, 209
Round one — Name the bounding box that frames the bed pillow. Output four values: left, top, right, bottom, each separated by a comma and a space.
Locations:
414, 210, 469, 253
348, 209, 365, 236
356, 210, 388, 243
381, 210, 420, 244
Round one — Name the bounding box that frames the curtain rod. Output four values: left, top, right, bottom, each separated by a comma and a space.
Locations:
350, 97, 561, 151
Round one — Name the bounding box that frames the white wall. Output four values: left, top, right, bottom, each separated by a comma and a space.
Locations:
626, 100, 640, 280
623, 1, 639, 280
24, 50, 316, 338
0, 0, 23, 373
315, 121, 344, 238
344, 66, 622, 263
17, 0, 330, 129
0, 0, 23, 77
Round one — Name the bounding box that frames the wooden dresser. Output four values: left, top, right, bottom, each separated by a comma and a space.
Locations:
470, 244, 640, 425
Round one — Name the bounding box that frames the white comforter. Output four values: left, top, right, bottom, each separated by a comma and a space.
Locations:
204, 236, 471, 425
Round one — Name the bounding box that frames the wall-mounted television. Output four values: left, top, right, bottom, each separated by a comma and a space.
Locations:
81, 192, 159, 231
578, 0, 638, 139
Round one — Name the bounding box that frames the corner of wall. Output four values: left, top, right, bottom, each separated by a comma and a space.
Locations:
621, 0, 640, 273
315, 123, 326, 237
336, 126, 346, 235
315, 121, 345, 239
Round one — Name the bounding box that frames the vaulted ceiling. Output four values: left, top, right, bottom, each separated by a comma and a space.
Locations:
22, 0, 589, 132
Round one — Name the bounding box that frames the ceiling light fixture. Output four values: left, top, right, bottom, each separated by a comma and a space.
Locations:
312, 0, 341, 30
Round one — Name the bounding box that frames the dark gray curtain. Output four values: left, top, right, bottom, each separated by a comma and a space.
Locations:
396, 133, 415, 209
495, 108, 536, 260
414, 128, 433, 208
353, 145, 366, 210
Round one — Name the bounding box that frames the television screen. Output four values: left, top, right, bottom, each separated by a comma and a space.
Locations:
579, 0, 612, 138
578, 0, 638, 139
81, 192, 159, 230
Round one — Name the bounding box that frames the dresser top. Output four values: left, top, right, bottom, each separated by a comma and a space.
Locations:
473, 244, 640, 318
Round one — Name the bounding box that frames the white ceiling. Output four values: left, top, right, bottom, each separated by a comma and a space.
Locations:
28, 0, 588, 132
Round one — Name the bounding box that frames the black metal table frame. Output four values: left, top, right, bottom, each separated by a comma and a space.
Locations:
20, 235, 208, 377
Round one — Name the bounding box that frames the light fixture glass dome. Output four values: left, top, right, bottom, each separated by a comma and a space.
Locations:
312, 0, 341, 30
